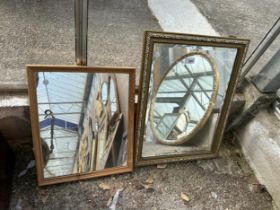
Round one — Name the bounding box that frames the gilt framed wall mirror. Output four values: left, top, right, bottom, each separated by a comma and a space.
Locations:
135, 31, 249, 166
27, 65, 135, 186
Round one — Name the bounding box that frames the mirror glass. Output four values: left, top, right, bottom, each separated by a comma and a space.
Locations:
109, 77, 118, 116
101, 82, 108, 106
150, 52, 218, 145
35, 71, 129, 178
142, 43, 238, 158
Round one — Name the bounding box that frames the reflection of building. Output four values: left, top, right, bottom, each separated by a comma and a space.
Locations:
37, 72, 129, 178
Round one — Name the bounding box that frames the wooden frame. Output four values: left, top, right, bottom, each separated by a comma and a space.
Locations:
27, 65, 135, 186
135, 31, 249, 166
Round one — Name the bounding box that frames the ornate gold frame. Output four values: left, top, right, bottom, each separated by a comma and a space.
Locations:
135, 31, 249, 166
149, 51, 220, 145
27, 65, 135, 186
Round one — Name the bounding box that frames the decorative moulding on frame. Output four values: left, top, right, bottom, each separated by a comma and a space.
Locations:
135, 31, 249, 166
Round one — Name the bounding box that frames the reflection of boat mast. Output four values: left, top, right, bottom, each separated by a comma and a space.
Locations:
44, 109, 55, 153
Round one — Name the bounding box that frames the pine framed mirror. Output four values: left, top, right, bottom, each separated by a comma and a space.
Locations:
27, 65, 135, 186
135, 31, 249, 166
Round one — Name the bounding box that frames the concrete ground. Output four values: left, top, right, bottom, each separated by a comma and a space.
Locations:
10, 142, 274, 210
87, 0, 160, 83
190, 0, 280, 207
191, 0, 280, 76
0, 0, 75, 84
0, 0, 159, 85
237, 109, 280, 208
1, 0, 279, 209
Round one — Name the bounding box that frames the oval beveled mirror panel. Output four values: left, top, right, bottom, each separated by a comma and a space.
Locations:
150, 51, 219, 145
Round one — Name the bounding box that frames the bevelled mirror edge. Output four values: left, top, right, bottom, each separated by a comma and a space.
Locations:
210, 45, 249, 153
135, 31, 250, 166
27, 65, 135, 186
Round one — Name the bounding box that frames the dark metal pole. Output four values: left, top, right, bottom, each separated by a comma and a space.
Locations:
240, 17, 280, 80
75, 0, 89, 65
74, 0, 90, 137
251, 49, 280, 93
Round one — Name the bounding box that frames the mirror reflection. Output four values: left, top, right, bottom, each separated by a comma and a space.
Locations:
109, 77, 118, 116
101, 82, 108, 106
150, 52, 219, 145
142, 43, 237, 157
36, 72, 129, 178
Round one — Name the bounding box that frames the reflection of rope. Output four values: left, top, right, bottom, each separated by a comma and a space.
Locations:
44, 109, 55, 153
